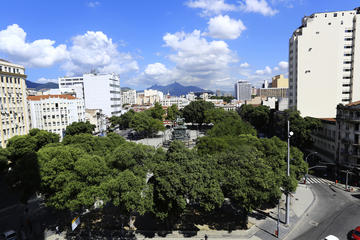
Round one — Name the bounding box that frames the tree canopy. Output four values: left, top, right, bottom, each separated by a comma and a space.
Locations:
65, 121, 96, 136
182, 100, 215, 125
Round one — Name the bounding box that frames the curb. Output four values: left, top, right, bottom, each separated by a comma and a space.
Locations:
282, 185, 316, 240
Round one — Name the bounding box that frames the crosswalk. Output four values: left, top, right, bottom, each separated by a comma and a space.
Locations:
305, 177, 333, 184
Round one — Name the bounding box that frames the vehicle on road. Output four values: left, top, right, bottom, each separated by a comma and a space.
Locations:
324, 235, 339, 240
1, 230, 17, 240
352, 226, 360, 240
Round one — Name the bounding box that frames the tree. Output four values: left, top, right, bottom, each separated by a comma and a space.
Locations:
238, 105, 270, 134
207, 118, 256, 137
149, 102, 165, 121
182, 100, 215, 125
204, 108, 240, 124
109, 110, 136, 130
270, 109, 321, 151
38, 145, 110, 211
65, 121, 96, 136
166, 104, 180, 121
130, 112, 165, 137
151, 141, 223, 222
0, 148, 9, 173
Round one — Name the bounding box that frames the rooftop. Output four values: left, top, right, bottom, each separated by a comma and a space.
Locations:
319, 118, 336, 122
345, 101, 360, 107
27, 94, 77, 101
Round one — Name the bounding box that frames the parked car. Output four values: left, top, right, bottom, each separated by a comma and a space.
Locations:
1, 230, 16, 240
352, 226, 360, 240
324, 235, 339, 240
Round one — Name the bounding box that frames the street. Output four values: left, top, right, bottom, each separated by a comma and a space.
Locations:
287, 176, 360, 240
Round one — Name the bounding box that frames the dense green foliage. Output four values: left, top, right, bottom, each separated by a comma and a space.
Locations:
1, 106, 308, 230
166, 104, 181, 121
130, 112, 165, 137
183, 100, 215, 125
65, 121, 96, 136
238, 106, 321, 151
109, 109, 136, 129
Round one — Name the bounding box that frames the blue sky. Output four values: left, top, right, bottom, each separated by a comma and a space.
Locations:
0, 0, 358, 91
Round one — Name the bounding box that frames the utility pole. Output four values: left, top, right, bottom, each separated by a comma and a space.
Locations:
286, 120, 293, 226
276, 199, 280, 238
346, 170, 349, 191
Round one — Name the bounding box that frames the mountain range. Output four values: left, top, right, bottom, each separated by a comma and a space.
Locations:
147, 82, 209, 96
26, 80, 58, 90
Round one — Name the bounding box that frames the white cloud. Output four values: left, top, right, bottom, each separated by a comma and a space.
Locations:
133, 29, 237, 89
145, 63, 170, 76
239, 0, 278, 16
278, 61, 288, 70
273, 66, 279, 71
88, 1, 100, 8
36, 77, 58, 84
240, 62, 250, 68
206, 15, 246, 40
185, 0, 236, 16
255, 66, 272, 75
0, 24, 68, 67
62, 30, 139, 76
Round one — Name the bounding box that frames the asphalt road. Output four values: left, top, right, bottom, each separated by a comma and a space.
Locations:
287, 178, 360, 240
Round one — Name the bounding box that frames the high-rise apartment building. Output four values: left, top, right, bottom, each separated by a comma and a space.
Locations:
59, 73, 122, 117
27, 95, 85, 138
234, 81, 251, 101
289, 8, 360, 118
0, 59, 29, 148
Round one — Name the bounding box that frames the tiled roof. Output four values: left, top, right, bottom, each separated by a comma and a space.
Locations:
27, 94, 77, 101
319, 118, 336, 122
346, 101, 360, 106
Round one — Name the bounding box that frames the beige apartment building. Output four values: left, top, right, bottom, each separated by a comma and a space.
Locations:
289, 8, 360, 118
272, 74, 289, 88
0, 59, 29, 148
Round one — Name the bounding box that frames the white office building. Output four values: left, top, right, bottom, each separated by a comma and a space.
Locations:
0, 59, 30, 148
27, 95, 85, 138
289, 8, 360, 118
234, 81, 251, 101
59, 73, 122, 117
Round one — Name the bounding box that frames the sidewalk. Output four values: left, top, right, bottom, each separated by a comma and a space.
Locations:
44, 185, 314, 240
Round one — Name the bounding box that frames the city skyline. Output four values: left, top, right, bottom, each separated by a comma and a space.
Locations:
0, 0, 358, 91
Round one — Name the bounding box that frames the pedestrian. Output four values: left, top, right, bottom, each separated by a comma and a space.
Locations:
205, 234, 208, 240
55, 226, 60, 235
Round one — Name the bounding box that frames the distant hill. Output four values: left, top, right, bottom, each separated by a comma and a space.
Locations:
148, 82, 208, 96
26, 80, 58, 90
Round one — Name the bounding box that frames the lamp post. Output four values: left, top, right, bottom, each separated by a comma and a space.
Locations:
305, 152, 318, 184
286, 120, 293, 226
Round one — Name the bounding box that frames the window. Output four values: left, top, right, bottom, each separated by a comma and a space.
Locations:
345, 45, 353, 49
316, 31, 320, 34
345, 29, 353, 33
345, 38, 353, 41
344, 61, 352, 64
328, 22, 331, 25
334, 13, 337, 17
344, 53, 352, 56
325, 14, 327, 17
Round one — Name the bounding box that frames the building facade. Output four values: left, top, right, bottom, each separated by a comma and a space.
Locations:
85, 109, 106, 135
121, 89, 136, 105
59, 73, 122, 117
311, 118, 337, 164
272, 74, 289, 88
27, 95, 85, 138
234, 81, 251, 101
136, 89, 163, 105
289, 8, 360, 118
160, 96, 190, 109
335, 102, 360, 169
0, 60, 29, 148
259, 88, 288, 98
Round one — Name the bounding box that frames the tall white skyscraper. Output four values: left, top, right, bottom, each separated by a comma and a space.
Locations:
289, 8, 360, 118
234, 81, 251, 101
59, 73, 122, 117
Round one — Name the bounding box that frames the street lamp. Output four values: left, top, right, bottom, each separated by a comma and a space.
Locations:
305, 152, 318, 184
286, 120, 293, 226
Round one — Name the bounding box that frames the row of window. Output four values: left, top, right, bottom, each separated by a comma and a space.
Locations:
0, 66, 22, 74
